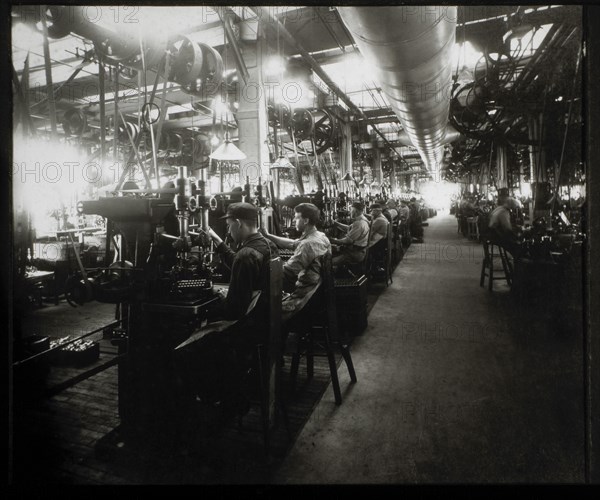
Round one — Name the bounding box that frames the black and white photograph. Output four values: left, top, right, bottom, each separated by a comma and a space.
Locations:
6, 3, 599, 486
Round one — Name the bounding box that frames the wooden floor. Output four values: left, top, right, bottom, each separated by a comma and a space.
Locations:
10, 271, 390, 484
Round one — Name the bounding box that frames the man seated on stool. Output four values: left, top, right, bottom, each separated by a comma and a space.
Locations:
368, 203, 389, 248
328, 201, 370, 270
398, 200, 410, 222
207, 202, 278, 320
368, 203, 389, 272
262, 203, 331, 323
376, 199, 393, 223
179, 202, 278, 417
386, 200, 399, 223
487, 195, 522, 259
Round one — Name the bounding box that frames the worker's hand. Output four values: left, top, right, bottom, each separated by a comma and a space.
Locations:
213, 286, 227, 300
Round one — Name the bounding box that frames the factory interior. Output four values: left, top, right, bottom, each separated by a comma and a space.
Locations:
7, 4, 600, 486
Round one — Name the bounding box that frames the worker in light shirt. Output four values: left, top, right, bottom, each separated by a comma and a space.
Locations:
328, 201, 370, 269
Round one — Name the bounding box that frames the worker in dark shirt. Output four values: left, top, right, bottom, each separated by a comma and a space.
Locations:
207, 202, 278, 323
179, 202, 278, 417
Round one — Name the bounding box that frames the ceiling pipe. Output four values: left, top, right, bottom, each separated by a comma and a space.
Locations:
337, 6, 457, 172
396, 124, 464, 147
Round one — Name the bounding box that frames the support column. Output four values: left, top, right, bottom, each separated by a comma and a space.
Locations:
340, 120, 353, 179
496, 143, 508, 190
389, 153, 397, 195
236, 34, 270, 188
372, 147, 383, 186
528, 113, 549, 221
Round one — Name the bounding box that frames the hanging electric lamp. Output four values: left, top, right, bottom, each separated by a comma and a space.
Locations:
209, 131, 246, 161
209, 14, 246, 163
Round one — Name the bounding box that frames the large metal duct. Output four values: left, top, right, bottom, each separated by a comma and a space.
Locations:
396, 124, 464, 147
337, 6, 457, 172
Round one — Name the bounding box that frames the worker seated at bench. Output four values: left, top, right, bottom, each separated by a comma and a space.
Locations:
487, 195, 523, 259
409, 197, 424, 242
386, 199, 399, 223
328, 201, 370, 270
398, 199, 410, 224
367, 203, 389, 271
178, 202, 279, 417
262, 202, 331, 323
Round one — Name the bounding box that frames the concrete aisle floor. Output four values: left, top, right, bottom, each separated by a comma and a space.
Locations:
273, 212, 585, 484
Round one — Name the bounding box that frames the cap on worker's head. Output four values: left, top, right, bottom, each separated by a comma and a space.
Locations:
370, 203, 382, 210
498, 187, 509, 197
220, 202, 258, 220
410, 197, 416, 202
352, 201, 365, 211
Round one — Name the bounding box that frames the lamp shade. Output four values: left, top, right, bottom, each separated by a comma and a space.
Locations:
341, 172, 354, 181
209, 139, 246, 161
270, 154, 295, 170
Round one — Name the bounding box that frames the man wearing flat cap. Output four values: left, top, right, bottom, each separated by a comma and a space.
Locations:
329, 201, 370, 268
207, 202, 279, 321
367, 203, 390, 274
262, 202, 332, 323
180, 202, 278, 415
368, 203, 389, 249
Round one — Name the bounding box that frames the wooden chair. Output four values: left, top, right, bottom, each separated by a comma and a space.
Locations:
247, 257, 290, 452
287, 252, 357, 405
391, 220, 402, 267
400, 220, 411, 249
480, 239, 513, 290
367, 223, 393, 286
167, 258, 289, 454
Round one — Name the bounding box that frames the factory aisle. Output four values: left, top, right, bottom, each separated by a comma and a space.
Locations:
273, 212, 585, 484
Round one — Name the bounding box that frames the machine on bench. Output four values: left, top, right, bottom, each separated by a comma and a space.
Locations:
78, 166, 226, 437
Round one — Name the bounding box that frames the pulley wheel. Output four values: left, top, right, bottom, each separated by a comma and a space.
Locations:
449, 82, 493, 140
313, 109, 337, 154
180, 42, 224, 98
44, 6, 72, 39
169, 37, 204, 85
117, 121, 140, 144
61, 108, 88, 136
288, 108, 314, 142
142, 102, 161, 125
181, 136, 195, 157
167, 132, 183, 154
268, 103, 292, 129
108, 260, 133, 281
192, 133, 210, 167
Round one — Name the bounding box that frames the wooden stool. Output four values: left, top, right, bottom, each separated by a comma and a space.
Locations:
467, 216, 479, 240
480, 239, 512, 290
287, 252, 357, 405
